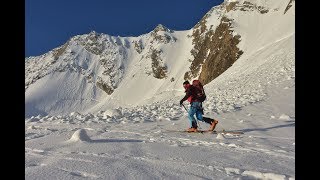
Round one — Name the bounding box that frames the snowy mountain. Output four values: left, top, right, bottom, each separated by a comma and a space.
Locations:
25, 0, 294, 119
25, 0, 295, 179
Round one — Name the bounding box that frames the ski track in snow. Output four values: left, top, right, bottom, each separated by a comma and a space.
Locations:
26, 134, 293, 180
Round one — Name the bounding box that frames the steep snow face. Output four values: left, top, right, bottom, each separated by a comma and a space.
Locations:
25, 31, 134, 117
25, 0, 295, 117
26, 31, 132, 94
25, 24, 194, 117
222, 0, 295, 54
84, 29, 197, 113
186, 0, 295, 113
184, 0, 294, 84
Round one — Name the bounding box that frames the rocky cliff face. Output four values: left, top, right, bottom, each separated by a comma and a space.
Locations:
184, 1, 244, 85
284, 0, 294, 14
143, 24, 176, 79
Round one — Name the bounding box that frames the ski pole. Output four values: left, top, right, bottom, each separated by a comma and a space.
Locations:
181, 104, 188, 112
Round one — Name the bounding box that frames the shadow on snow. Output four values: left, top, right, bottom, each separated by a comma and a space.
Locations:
239, 122, 295, 133
90, 138, 143, 143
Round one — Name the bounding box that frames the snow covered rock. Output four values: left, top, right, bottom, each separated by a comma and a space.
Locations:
68, 129, 91, 142
216, 133, 226, 140
278, 114, 291, 120
103, 109, 122, 118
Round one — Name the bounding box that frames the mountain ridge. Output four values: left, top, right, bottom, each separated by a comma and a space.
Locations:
25, 0, 295, 118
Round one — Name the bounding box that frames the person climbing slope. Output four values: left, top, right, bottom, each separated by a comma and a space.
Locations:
180, 80, 218, 132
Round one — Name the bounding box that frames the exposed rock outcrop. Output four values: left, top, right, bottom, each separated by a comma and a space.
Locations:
284, 0, 294, 14
185, 16, 243, 85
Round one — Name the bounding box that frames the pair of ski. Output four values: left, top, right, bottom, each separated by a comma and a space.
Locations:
166, 129, 244, 135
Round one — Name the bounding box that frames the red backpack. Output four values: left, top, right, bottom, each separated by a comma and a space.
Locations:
192, 80, 206, 102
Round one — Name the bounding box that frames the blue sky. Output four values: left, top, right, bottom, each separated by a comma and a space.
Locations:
25, 0, 223, 57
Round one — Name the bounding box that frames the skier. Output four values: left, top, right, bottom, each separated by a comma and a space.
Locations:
180, 80, 218, 132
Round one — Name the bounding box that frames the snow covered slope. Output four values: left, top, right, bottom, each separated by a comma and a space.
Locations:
25, 0, 295, 119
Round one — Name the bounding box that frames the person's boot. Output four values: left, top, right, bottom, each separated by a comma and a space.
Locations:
186, 127, 198, 132
209, 119, 218, 131
187, 121, 198, 132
